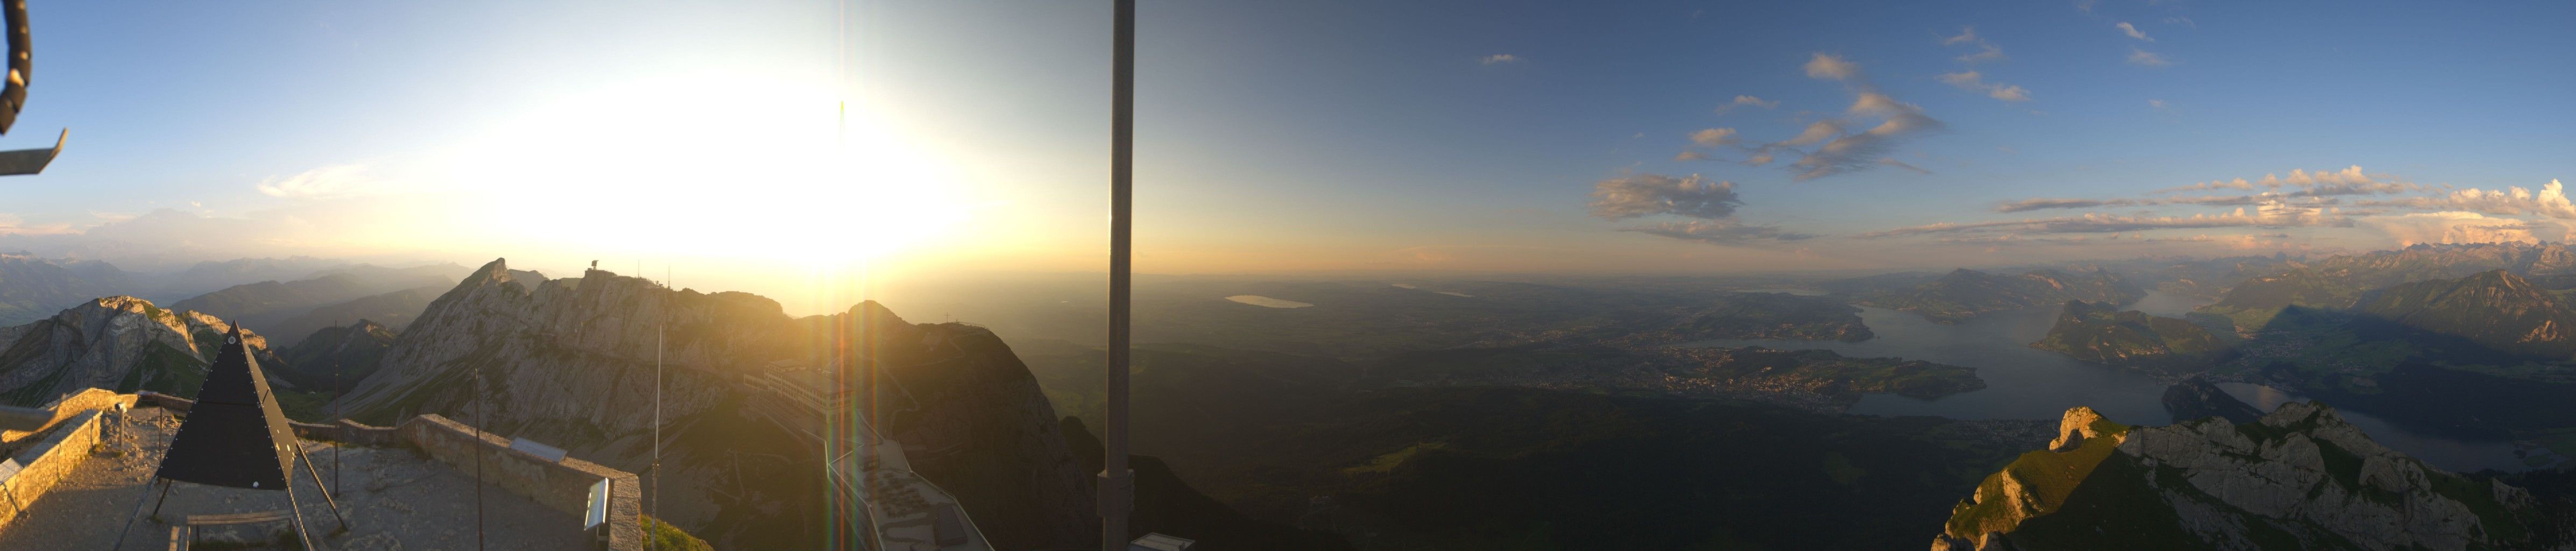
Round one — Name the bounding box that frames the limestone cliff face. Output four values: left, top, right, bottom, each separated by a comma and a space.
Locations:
332, 258, 1097, 549
0, 296, 286, 405
1933, 404, 2557, 550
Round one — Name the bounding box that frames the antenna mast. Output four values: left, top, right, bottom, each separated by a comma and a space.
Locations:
1100, 0, 1137, 548
651, 267, 666, 550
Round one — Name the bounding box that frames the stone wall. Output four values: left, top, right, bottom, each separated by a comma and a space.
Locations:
398, 414, 644, 551
0, 410, 101, 533
137, 392, 404, 447
3, 388, 132, 445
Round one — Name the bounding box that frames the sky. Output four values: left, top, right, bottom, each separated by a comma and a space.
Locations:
2, 0, 2574, 314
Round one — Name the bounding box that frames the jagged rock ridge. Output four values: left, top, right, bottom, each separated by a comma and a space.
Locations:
1933, 404, 2556, 550
0, 296, 287, 406
331, 258, 1097, 549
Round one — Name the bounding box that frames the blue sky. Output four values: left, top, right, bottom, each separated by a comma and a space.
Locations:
4, 0, 2576, 308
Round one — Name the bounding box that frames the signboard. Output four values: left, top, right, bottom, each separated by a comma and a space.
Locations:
584, 477, 612, 530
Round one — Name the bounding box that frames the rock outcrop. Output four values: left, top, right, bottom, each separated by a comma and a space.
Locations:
0, 296, 287, 406
331, 258, 1097, 549
1933, 404, 2558, 550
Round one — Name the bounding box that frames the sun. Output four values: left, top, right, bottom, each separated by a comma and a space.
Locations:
434, 69, 971, 270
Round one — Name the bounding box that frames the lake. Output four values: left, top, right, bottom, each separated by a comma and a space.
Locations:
1686, 290, 2529, 472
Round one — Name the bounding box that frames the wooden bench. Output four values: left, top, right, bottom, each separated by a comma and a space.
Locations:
168, 510, 292, 549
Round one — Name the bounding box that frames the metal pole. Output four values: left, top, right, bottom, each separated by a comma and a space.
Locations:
652, 287, 665, 551
333, 320, 340, 498
1100, 0, 1137, 548
474, 368, 485, 551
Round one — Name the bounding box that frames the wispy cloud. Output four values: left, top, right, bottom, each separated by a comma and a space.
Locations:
1859, 202, 2352, 238
1940, 26, 2006, 63
1784, 91, 1945, 180
2127, 48, 2172, 67
256, 164, 383, 199
1623, 221, 1818, 245
1712, 95, 1780, 115
1478, 54, 1519, 66
1587, 174, 1743, 220
1689, 128, 1740, 147
1877, 158, 1933, 175
1937, 71, 2031, 102
0, 213, 74, 236
2115, 22, 2154, 41
2148, 99, 2168, 109
1993, 198, 2144, 213
1804, 53, 1860, 80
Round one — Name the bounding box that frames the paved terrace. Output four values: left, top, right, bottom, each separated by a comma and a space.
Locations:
0, 407, 583, 549
0, 390, 644, 550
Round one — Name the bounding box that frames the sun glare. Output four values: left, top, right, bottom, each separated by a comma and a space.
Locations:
436, 71, 971, 271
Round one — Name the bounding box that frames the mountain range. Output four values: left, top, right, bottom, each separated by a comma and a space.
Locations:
1857, 268, 2147, 323
0, 253, 129, 326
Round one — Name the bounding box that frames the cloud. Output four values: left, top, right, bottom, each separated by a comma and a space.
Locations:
1587, 174, 1743, 220
2115, 22, 2153, 41
2128, 48, 2172, 67
1940, 26, 2006, 63
1623, 221, 1817, 245
1804, 53, 1859, 80
1937, 71, 2031, 102
1993, 198, 2144, 213
1478, 54, 1519, 66
0, 213, 73, 236
2362, 211, 2553, 246
2152, 166, 2405, 194
1877, 158, 1932, 175
1858, 202, 2351, 238
1713, 95, 1780, 115
1784, 92, 1944, 180
256, 164, 382, 199
2148, 99, 2168, 109
2369, 180, 2576, 220
1689, 128, 1740, 147
1744, 150, 1775, 166
1673, 150, 1710, 161
2074, 0, 2097, 13
1782, 121, 1843, 146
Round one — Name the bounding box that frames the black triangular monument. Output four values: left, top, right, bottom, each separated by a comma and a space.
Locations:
112, 323, 346, 550
154, 324, 298, 489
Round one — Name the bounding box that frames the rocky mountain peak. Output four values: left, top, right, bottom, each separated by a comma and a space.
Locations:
1935, 401, 2551, 550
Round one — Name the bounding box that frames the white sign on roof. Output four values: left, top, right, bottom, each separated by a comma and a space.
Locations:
509, 437, 569, 463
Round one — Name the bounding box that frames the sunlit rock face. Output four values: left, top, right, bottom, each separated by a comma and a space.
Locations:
333, 258, 1098, 549
0, 296, 285, 405
1933, 403, 2552, 551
